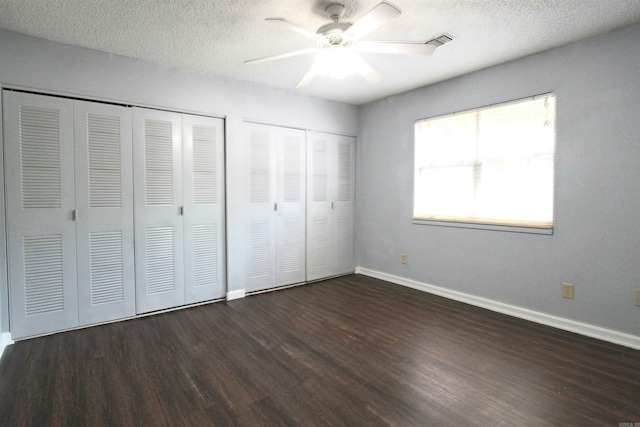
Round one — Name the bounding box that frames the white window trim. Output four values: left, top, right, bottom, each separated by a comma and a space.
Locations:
412, 218, 553, 235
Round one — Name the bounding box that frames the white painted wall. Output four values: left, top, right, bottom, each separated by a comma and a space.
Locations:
0, 29, 358, 334
357, 23, 640, 337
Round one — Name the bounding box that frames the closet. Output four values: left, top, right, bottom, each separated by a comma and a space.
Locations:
239, 122, 306, 293
306, 131, 356, 281
3, 91, 225, 338
4, 91, 135, 338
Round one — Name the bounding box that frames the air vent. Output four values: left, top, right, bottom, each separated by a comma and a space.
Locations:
427, 34, 454, 47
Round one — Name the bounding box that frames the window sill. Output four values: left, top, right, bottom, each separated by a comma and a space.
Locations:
412, 218, 553, 235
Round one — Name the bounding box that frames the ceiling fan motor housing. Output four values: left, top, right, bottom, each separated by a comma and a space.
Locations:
317, 22, 353, 43
317, 4, 353, 47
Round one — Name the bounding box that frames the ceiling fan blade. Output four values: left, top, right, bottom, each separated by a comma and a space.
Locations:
296, 66, 319, 88
356, 41, 437, 55
245, 48, 317, 65
266, 18, 318, 40
352, 53, 383, 84
346, 1, 401, 41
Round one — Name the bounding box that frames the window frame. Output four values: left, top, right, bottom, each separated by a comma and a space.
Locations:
412, 93, 556, 234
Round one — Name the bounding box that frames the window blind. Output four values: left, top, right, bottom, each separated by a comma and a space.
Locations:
414, 93, 556, 229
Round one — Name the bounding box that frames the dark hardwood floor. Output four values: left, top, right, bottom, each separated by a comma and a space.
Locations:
0, 274, 639, 426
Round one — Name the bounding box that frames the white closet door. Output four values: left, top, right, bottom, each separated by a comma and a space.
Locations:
133, 108, 184, 313
243, 124, 277, 292
4, 91, 78, 338
332, 135, 356, 276
242, 123, 306, 292
307, 132, 356, 281
182, 114, 225, 304
307, 134, 332, 281
275, 127, 306, 286
74, 101, 135, 325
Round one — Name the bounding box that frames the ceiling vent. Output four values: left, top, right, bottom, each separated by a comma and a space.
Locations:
427, 34, 454, 47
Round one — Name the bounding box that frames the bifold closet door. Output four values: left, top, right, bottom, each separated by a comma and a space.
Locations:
306, 132, 356, 281
242, 123, 306, 293
332, 137, 356, 275
133, 108, 184, 314
74, 101, 135, 325
133, 109, 224, 312
244, 124, 277, 292
182, 114, 225, 303
275, 127, 306, 287
4, 91, 78, 338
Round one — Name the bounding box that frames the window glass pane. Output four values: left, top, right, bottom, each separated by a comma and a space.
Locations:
416, 113, 476, 166
416, 166, 474, 217
414, 93, 555, 228
475, 159, 553, 221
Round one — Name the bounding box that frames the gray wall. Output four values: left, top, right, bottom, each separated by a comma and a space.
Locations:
357, 23, 640, 336
0, 29, 359, 333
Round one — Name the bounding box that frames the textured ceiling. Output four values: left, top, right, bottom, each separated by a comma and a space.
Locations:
1, 0, 640, 105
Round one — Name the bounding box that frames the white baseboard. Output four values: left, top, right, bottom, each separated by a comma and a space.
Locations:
0, 332, 14, 360
226, 289, 246, 301
355, 267, 640, 350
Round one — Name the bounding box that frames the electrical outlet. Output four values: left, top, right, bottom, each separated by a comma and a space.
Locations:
400, 253, 408, 265
635, 289, 640, 306
562, 283, 574, 299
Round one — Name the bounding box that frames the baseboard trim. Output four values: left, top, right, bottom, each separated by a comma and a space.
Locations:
1, 332, 14, 360
226, 289, 246, 301
355, 267, 640, 350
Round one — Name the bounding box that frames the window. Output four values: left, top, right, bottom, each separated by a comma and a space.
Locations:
414, 93, 555, 231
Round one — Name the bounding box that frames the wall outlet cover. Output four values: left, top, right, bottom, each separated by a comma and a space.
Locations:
562, 283, 575, 299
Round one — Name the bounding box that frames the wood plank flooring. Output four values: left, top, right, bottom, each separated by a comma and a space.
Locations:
1, 274, 639, 426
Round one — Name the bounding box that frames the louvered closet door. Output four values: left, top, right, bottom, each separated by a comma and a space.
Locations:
275, 127, 306, 286
74, 101, 135, 325
307, 134, 332, 280
243, 124, 277, 292
133, 108, 184, 313
3, 91, 78, 338
306, 132, 356, 281
332, 135, 356, 276
182, 115, 225, 304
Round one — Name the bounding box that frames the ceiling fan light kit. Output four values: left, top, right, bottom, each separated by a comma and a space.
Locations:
246, 1, 446, 88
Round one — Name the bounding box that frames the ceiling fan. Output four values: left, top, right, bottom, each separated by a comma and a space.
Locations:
246, 1, 437, 88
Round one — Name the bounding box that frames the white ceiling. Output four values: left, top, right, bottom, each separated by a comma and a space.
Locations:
1, 0, 640, 105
